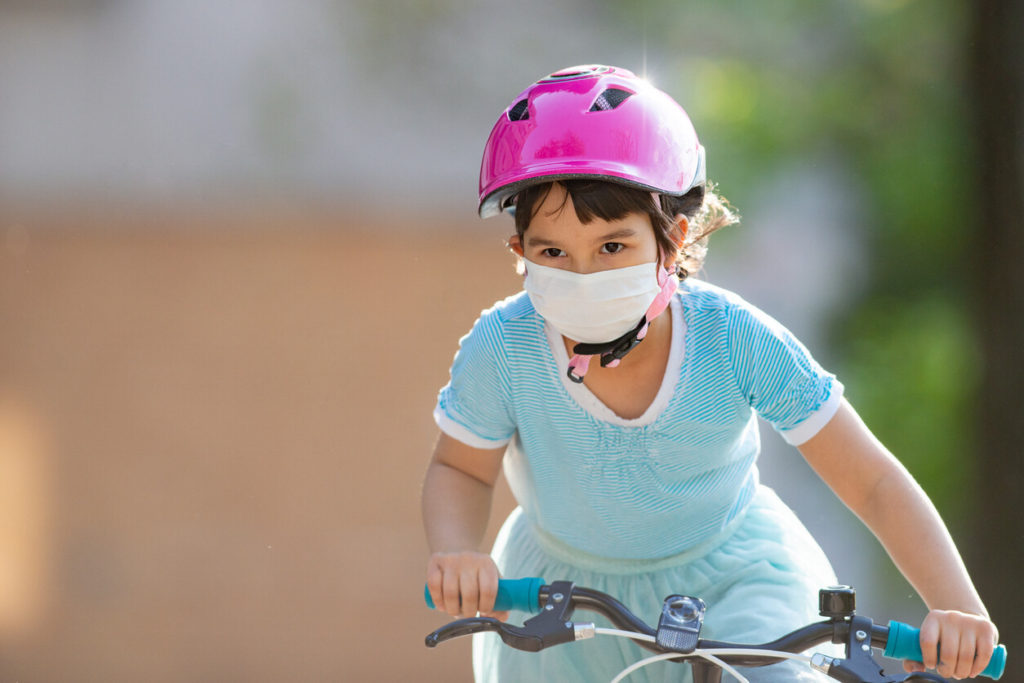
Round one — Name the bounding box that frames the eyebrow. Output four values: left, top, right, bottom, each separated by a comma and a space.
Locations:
526, 228, 638, 248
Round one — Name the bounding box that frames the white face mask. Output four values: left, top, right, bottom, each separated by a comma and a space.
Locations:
523, 259, 664, 343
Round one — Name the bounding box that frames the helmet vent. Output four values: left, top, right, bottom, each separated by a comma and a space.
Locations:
543, 65, 612, 81
507, 98, 530, 121
590, 88, 633, 112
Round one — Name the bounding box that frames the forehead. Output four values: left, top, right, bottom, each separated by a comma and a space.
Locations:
524, 185, 655, 242
528, 183, 576, 224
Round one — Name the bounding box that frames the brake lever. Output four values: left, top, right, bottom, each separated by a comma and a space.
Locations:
813, 615, 950, 683
425, 616, 504, 647
425, 581, 586, 653
818, 658, 947, 683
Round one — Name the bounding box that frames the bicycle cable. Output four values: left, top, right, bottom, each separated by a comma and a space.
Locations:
595, 630, 816, 683
594, 627, 655, 643
610, 651, 747, 683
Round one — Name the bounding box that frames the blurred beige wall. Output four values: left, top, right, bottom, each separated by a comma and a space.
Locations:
0, 205, 519, 681
0, 397, 51, 637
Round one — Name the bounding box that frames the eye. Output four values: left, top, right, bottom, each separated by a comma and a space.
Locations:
601, 242, 625, 254
541, 247, 565, 258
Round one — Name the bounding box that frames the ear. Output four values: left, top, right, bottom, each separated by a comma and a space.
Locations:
674, 215, 689, 245
508, 233, 525, 258
662, 215, 688, 269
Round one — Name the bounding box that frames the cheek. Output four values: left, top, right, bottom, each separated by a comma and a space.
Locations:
641, 239, 662, 264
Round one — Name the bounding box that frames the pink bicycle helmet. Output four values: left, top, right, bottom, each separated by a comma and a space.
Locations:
478, 64, 705, 218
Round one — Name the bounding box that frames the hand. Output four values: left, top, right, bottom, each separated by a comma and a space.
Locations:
902, 609, 999, 679
425, 551, 509, 621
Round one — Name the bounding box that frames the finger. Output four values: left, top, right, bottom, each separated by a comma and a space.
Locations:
919, 616, 941, 670
952, 630, 976, 680
459, 566, 480, 617
936, 629, 962, 679
903, 660, 925, 673
425, 563, 444, 611
971, 634, 996, 678
483, 609, 511, 623
442, 568, 462, 616
478, 568, 499, 615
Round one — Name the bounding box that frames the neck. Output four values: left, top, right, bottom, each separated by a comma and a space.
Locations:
563, 303, 672, 370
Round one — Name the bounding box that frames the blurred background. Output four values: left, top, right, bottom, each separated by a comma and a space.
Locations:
0, 1, 1019, 680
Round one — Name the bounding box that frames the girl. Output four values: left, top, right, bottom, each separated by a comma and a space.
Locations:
422, 65, 997, 682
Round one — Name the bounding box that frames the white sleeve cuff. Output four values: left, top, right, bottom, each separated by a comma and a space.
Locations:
778, 380, 845, 446
432, 404, 512, 450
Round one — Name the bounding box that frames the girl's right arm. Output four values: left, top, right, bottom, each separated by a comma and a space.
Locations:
422, 433, 507, 620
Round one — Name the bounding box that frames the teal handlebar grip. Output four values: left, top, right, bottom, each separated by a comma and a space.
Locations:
885, 620, 1006, 680
424, 577, 545, 614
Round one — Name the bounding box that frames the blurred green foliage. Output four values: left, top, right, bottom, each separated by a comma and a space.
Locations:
609, 0, 975, 525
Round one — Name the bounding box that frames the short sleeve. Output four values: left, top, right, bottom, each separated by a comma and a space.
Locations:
726, 303, 844, 446
433, 310, 516, 449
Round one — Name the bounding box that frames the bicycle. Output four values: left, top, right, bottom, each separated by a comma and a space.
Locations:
424, 578, 1007, 682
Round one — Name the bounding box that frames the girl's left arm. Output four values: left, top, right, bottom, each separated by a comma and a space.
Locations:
798, 398, 999, 680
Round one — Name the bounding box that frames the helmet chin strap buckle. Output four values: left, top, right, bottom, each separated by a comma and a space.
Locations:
566, 317, 648, 383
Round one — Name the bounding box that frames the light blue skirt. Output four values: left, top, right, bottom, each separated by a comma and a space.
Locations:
473, 486, 837, 682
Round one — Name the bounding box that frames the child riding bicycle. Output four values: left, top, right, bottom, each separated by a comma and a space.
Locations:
421, 65, 998, 682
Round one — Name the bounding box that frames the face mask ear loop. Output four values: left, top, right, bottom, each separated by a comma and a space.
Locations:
645, 265, 679, 327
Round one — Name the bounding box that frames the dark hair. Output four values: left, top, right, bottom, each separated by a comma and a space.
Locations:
512, 180, 738, 279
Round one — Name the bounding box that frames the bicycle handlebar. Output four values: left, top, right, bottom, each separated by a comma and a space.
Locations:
423, 576, 544, 613
424, 578, 1007, 680
884, 620, 1006, 679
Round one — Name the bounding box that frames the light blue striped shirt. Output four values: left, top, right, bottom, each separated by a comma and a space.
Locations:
434, 279, 843, 559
